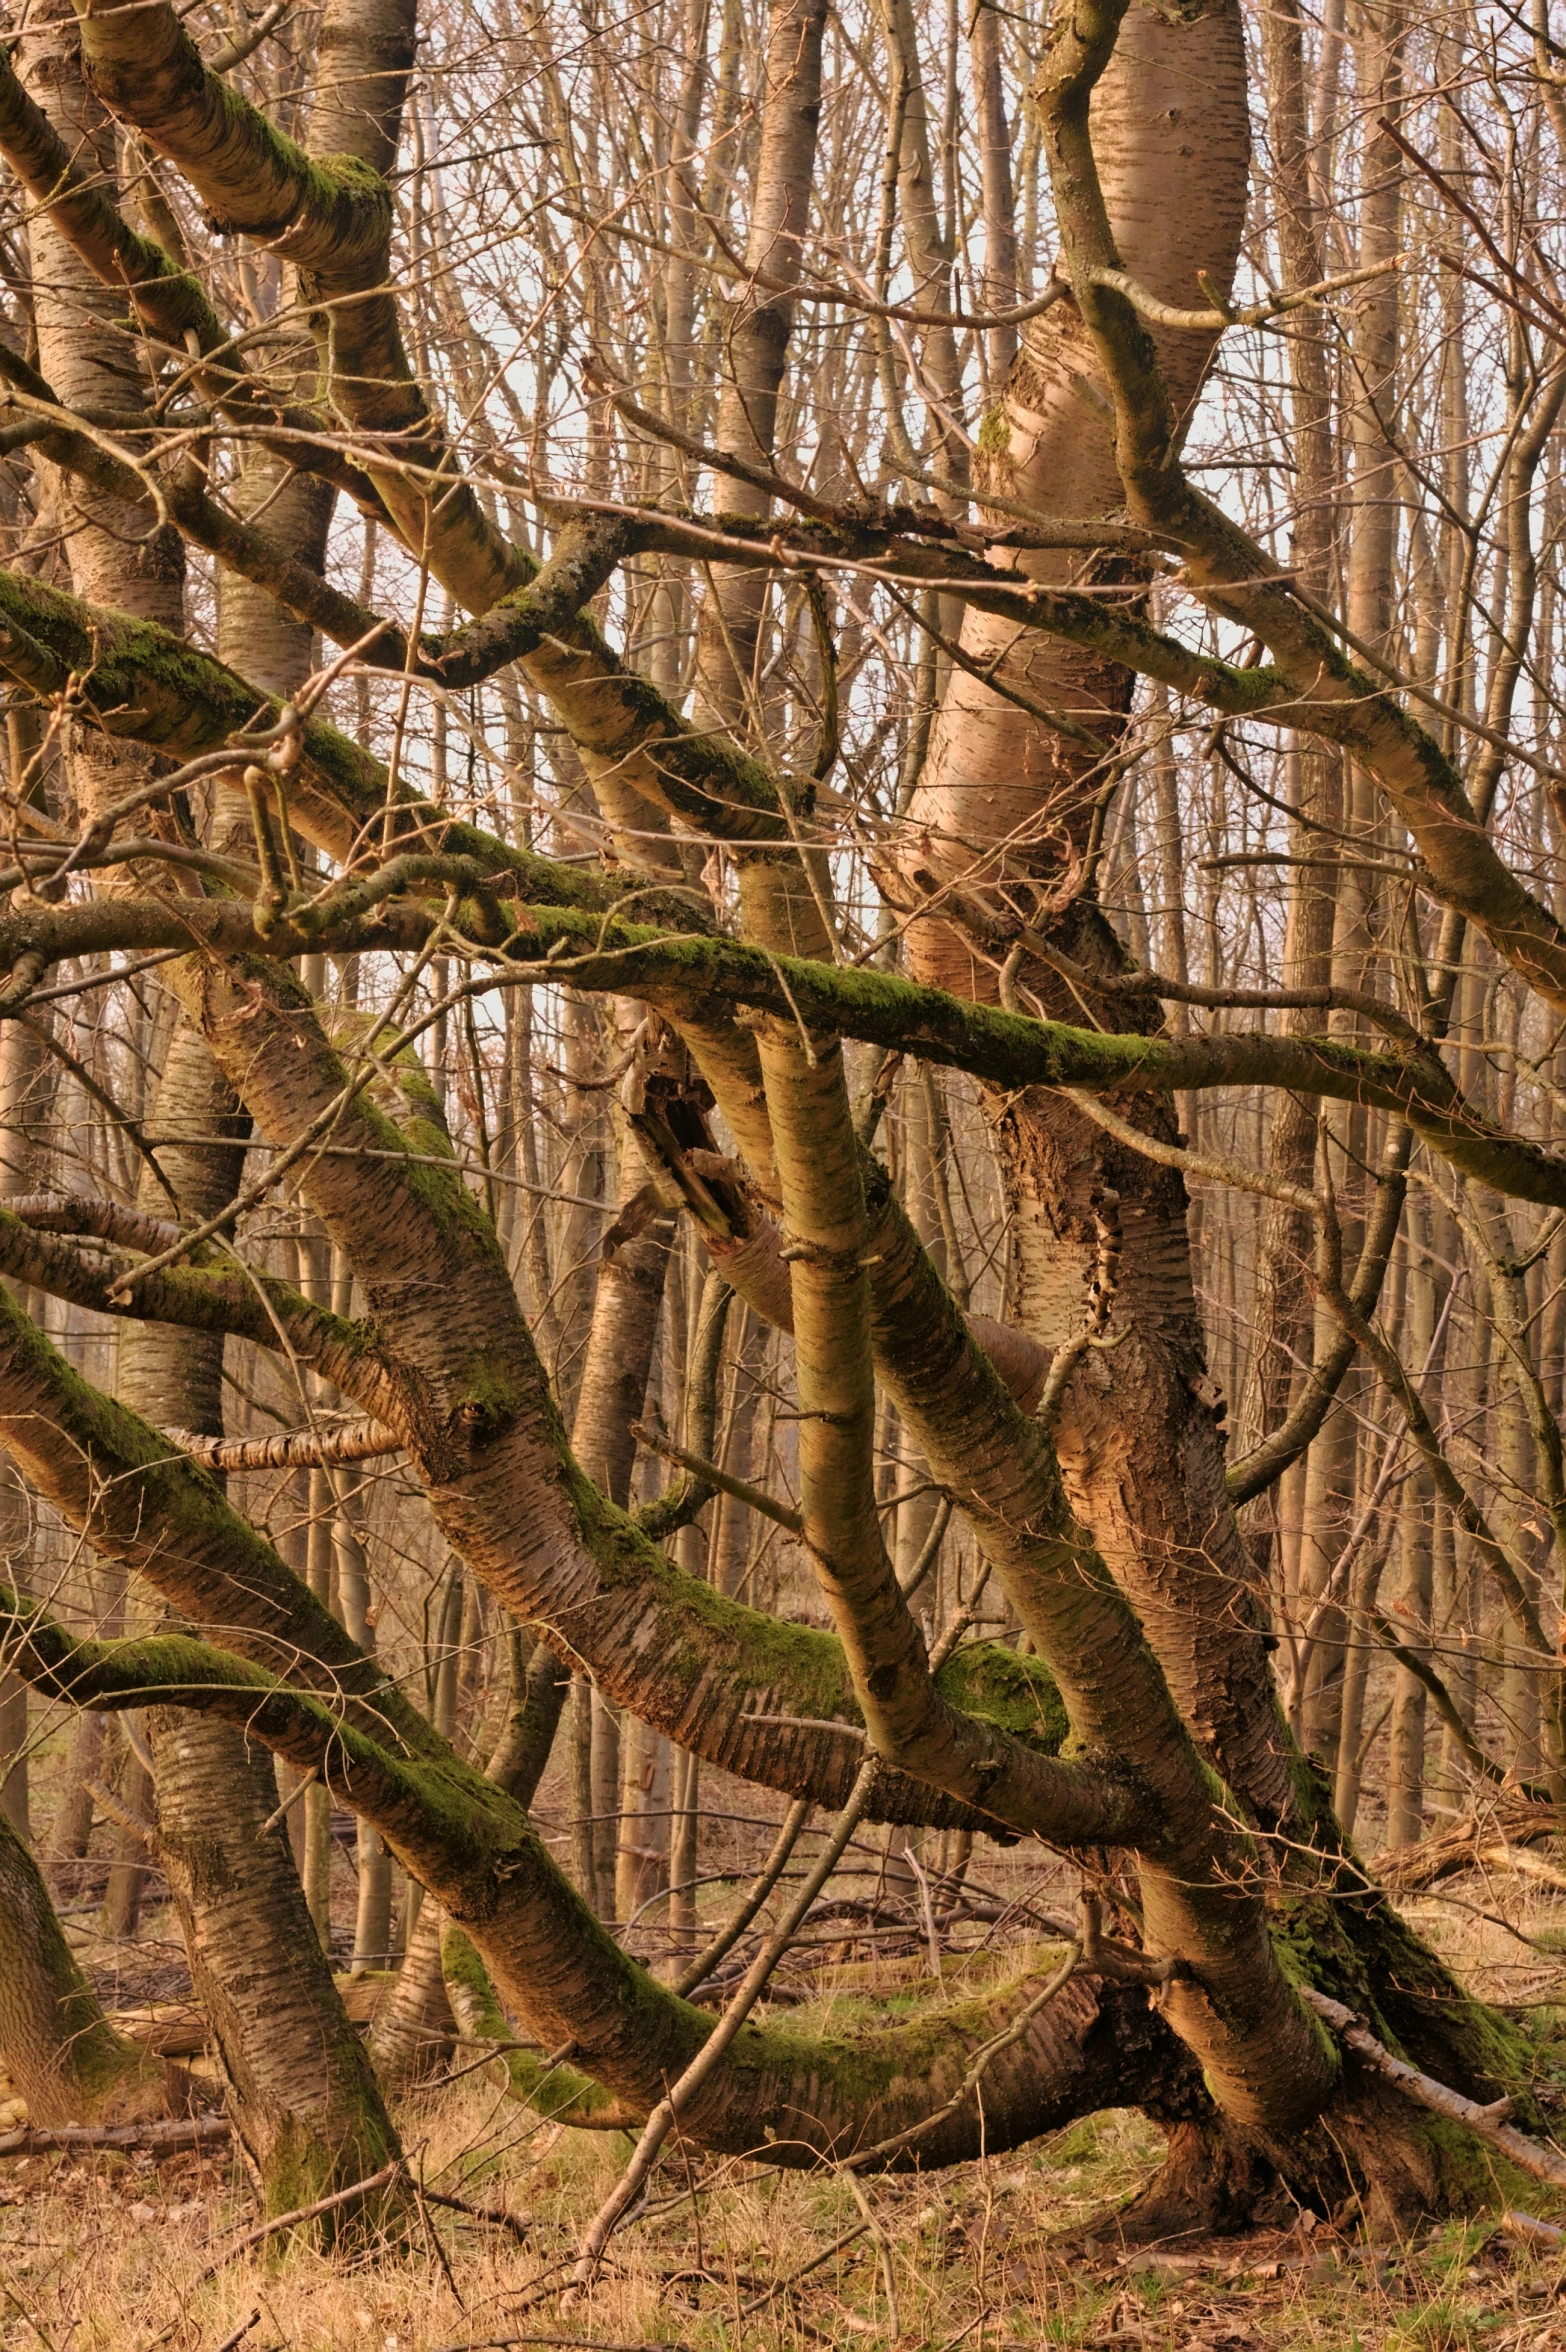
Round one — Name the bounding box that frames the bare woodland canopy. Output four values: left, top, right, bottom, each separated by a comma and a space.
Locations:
3, 0, 1566, 2258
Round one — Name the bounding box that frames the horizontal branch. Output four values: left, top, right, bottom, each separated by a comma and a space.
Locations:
0, 2117, 231, 2159
9, 443, 1551, 1037
0, 1196, 403, 1415
0, 1582, 1196, 2165
497, 907, 1566, 1211
0, 1192, 182, 1256
3, 882, 1563, 1214
1082, 250, 1409, 333
164, 1420, 402, 1472
600, 377, 1166, 552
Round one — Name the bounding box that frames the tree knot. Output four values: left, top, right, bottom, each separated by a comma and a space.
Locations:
778, 1235, 875, 1276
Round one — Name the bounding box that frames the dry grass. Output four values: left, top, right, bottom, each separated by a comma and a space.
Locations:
6, 2055, 1566, 2351
10, 1827, 1566, 2350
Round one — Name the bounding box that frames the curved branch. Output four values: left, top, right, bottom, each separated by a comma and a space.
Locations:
0, 45, 384, 517
494, 908, 1566, 1211
3, 873, 1562, 1213
0, 1200, 400, 1412
0, 1157, 1070, 1833
1225, 1128, 1412, 1504
0, 1583, 1200, 2167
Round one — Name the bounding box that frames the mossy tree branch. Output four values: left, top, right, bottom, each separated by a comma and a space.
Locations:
1, 884, 1563, 1213
0, 1186, 1074, 1832
0, 1582, 1202, 2165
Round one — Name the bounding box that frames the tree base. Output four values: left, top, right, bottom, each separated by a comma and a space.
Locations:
1113, 2058, 1552, 2250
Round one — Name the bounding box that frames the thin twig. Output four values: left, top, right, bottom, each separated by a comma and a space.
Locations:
193, 2158, 406, 2280
672, 1798, 813, 1999
570, 1762, 882, 2286
630, 1421, 803, 1536
417, 2184, 534, 2247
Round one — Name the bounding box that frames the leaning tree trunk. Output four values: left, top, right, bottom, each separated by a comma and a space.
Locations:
139, 397, 406, 2246
124, 1022, 405, 2226
374, 1019, 685, 2064
0, 1806, 163, 2125
149, 1692, 402, 2223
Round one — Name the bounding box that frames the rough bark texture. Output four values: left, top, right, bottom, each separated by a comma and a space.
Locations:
151, 1714, 401, 2211
119, 1019, 404, 2221
38, 0, 409, 2182
897, 1, 1291, 1833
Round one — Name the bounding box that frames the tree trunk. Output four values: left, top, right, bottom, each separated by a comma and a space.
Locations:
899, 2, 1291, 1828
0, 1806, 163, 2125
151, 1712, 402, 2228
691, 0, 830, 727
1232, 0, 1341, 1550
0, 1009, 54, 1838
119, 1021, 404, 2221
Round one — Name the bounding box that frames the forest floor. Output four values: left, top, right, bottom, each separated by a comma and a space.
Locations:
8, 1781, 1566, 2350
4, 2082, 1566, 2351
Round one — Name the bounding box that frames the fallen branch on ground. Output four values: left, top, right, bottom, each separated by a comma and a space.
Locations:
417, 2183, 533, 2246
427, 2338, 692, 2352
194, 2159, 407, 2277
1378, 1800, 1566, 1893
0, 2115, 230, 2158
1502, 2211, 1564, 2249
